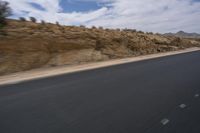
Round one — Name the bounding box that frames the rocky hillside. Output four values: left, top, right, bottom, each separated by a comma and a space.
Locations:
0, 19, 199, 75
164, 31, 200, 39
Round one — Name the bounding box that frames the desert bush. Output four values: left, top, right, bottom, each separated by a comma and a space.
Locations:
124, 29, 137, 33
122, 28, 127, 31
105, 28, 110, 31
138, 31, 144, 34
0, 0, 11, 28
80, 25, 85, 28
123, 28, 136, 33
41, 20, 45, 25
155, 33, 161, 36
92, 26, 96, 29
116, 28, 121, 31
56, 21, 60, 26
19, 17, 26, 21
30, 17, 37, 23
148, 32, 153, 35
99, 26, 103, 30
131, 29, 137, 32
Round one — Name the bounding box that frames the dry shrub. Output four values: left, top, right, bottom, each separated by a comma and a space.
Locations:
30, 17, 37, 23
19, 17, 26, 21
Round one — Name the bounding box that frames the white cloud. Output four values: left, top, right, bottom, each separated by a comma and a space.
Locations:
5, 0, 200, 33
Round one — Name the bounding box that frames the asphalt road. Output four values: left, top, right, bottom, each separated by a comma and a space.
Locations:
0, 51, 200, 133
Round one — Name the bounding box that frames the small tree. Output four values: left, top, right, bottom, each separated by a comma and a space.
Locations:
105, 28, 110, 31
41, 20, 45, 25
99, 26, 103, 30
148, 32, 153, 35
138, 30, 144, 34
80, 25, 85, 28
116, 28, 120, 31
92, 26, 96, 29
19, 17, 26, 21
0, 0, 11, 28
131, 29, 137, 32
30, 17, 36, 23
56, 21, 60, 26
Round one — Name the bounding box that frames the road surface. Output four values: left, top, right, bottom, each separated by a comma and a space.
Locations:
0, 51, 200, 133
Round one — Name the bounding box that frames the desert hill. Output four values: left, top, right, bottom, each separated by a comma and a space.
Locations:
0, 19, 199, 75
164, 31, 200, 39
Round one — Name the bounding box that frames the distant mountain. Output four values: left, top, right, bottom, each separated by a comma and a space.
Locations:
164, 31, 200, 38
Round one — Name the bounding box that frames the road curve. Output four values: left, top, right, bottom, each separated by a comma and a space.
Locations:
0, 51, 200, 133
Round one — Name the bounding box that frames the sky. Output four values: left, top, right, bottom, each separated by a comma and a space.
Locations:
5, 0, 200, 33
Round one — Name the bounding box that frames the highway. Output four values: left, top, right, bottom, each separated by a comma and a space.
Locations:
0, 51, 200, 133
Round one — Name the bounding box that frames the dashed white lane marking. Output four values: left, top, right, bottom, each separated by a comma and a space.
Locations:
161, 119, 170, 125
194, 94, 199, 98
179, 104, 187, 109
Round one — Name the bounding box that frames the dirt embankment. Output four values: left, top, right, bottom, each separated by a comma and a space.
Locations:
0, 19, 199, 75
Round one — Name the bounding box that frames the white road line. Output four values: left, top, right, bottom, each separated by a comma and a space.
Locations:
161, 119, 170, 125
179, 104, 187, 109
194, 94, 199, 98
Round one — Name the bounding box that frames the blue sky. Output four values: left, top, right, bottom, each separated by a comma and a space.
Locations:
29, 0, 104, 12
5, 0, 200, 33
60, 0, 102, 12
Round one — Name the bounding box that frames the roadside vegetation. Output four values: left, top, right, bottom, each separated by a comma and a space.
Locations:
0, 0, 11, 29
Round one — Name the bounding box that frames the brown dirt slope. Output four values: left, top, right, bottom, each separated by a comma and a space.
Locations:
0, 19, 199, 75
